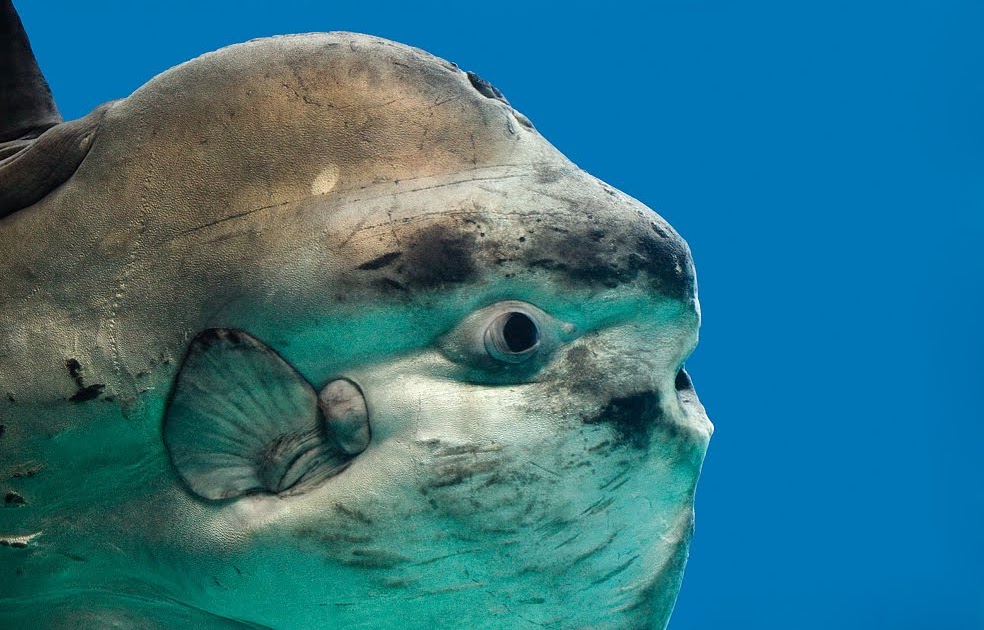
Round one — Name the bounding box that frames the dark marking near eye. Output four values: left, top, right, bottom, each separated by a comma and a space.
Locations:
524, 228, 694, 300
560, 345, 607, 398
380, 277, 409, 293
584, 391, 663, 449
396, 224, 478, 291
357, 251, 402, 270
65, 358, 105, 403
634, 233, 693, 297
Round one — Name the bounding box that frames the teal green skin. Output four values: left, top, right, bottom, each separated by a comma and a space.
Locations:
0, 32, 712, 629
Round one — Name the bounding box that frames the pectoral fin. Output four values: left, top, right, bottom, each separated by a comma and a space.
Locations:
164, 329, 350, 501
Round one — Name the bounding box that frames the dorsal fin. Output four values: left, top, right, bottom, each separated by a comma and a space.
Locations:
1, 0, 61, 142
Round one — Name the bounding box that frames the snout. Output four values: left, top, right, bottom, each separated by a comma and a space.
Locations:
581, 370, 712, 450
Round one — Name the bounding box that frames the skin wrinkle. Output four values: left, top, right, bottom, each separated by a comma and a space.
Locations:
174, 166, 532, 249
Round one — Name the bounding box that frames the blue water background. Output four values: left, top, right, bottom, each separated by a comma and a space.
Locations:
20, 1, 982, 628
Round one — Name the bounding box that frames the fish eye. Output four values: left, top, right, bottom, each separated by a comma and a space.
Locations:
438, 300, 573, 379
485, 311, 540, 362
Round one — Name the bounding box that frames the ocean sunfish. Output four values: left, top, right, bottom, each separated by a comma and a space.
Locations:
0, 2, 713, 628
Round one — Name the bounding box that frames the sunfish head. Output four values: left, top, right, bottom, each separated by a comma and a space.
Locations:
0, 21, 712, 630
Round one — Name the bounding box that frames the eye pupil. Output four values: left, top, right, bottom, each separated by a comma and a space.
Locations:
502, 312, 539, 353
484, 310, 542, 363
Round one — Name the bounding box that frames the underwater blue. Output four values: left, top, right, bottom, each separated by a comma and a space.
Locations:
19, 1, 982, 628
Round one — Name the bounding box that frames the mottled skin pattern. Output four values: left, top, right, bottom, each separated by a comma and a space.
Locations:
0, 25, 713, 630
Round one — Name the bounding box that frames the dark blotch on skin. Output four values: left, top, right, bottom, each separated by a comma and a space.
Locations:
560, 345, 606, 398
584, 391, 663, 449
524, 227, 694, 300
4, 491, 25, 506
334, 502, 374, 525
69, 384, 104, 403
380, 277, 410, 293
65, 358, 105, 403
357, 251, 401, 270
393, 224, 478, 291
65, 358, 83, 381
633, 232, 693, 298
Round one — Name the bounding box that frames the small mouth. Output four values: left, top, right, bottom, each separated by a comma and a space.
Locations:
675, 367, 694, 392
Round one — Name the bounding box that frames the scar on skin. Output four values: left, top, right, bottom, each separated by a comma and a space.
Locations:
311, 164, 340, 196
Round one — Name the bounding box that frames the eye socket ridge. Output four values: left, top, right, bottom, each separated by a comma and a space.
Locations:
485, 310, 541, 362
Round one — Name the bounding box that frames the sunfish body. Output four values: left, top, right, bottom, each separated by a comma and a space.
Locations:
0, 3, 713, 628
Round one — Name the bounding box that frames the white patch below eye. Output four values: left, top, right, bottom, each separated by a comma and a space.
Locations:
310, 164, 340, 196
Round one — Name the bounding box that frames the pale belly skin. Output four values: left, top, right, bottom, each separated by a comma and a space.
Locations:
0, 23, 713, 630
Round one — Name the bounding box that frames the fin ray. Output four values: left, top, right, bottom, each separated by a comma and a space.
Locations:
164, 328, 339, 500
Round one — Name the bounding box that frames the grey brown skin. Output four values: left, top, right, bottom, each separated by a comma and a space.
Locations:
0, 4, 713, 628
